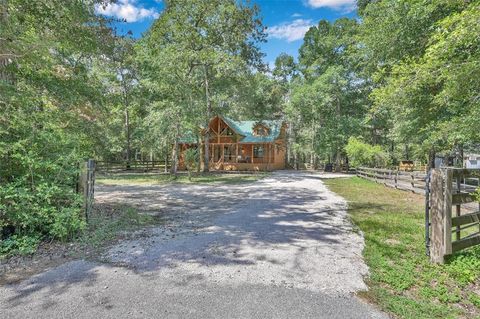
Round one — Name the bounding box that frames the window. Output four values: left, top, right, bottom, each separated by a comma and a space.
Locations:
253, 125, 269, 136
221, 127, 234, 136
224, 145, 236, 161
253, 145, 264, 158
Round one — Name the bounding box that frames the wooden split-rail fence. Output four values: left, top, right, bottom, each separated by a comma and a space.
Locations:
356, 167, 427, 194
95, 160, 170, 173
356, 167, 480, 263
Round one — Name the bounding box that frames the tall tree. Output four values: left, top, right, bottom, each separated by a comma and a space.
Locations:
141, 0, 266, 172
273, 53, 297, 167
360, 0, 474, 166
290, 18, 367, 170
369, 1, 480, 166
0, 0, 114, 243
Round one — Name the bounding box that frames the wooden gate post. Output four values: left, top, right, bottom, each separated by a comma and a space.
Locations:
78, 159, 95, 222
430, 169, 453, 263
444, 169, 453, 256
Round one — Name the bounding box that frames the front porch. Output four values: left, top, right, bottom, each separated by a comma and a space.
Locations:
179, 142, 285, 171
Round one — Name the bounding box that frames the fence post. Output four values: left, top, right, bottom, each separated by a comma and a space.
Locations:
430, 169, 452, 263
425, 169, 431, 256
78, 159, 95, 222
395, 169, 398, 189
455, 174, 461, 241
444, 169, 453, 256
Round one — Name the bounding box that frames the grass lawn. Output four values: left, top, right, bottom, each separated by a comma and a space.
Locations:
324, 177, 480, 319
96, 172, 269, 186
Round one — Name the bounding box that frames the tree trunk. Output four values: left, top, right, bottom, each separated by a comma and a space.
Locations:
335, 149, 342, 172
334, 94, 342, 172
197, 135, 202, 173
123, 86, 131, 170
164, 146, 168, 173
125, 107, 131, 169
170, 123, 179, 175
0, 0, 11, 83
285, 121, 290, 168
293, 151, 299, 170
203, 65, 212, 173
428, 147, 436, 170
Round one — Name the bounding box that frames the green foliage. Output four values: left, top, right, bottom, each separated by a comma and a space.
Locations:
0, 181, 85, 241
137, 0, 267, 172
184, 148, 199, 181
446, 248, 480, 286
0, 235, 41, 257
0, 0, 112, 255
184, 148, 199, 170
285, 0, 479, 166
474, 188, 480, 203
287, 18, 368, 166
325, 177, 480, 318
345, 137, 389, 168
360, 0, 477, 160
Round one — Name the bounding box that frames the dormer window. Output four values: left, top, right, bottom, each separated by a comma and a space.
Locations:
253, 125, 269, 136
221, 126, 235, 136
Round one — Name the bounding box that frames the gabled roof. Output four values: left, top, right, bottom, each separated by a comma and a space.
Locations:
178, 116, 284, 144
220, 116, 283, 143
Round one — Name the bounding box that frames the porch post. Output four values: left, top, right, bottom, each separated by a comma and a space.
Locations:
272, 143, 275, 163
251, 144, 254, 163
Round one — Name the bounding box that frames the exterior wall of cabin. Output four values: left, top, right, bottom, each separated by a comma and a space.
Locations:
178, 142, 286, 171
177, 116, 287, 171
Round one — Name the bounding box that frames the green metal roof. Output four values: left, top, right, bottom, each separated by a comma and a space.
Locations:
179, 116, 283, 144
221, 117, 283, 143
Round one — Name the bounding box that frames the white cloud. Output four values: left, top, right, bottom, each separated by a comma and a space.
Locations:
291, 13, 302, 17
306, 0, 356, 12
268, 19, 314, 42
95, 0, 159, 23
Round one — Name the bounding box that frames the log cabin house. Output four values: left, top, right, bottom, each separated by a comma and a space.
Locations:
178, 116, 287, 171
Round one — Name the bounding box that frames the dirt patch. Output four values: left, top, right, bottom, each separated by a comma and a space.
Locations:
0, 204, 161, 285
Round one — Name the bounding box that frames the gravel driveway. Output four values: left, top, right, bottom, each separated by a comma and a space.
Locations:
0, 171, 388, 318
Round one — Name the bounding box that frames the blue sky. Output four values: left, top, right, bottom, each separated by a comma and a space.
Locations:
96, 0, 357, 65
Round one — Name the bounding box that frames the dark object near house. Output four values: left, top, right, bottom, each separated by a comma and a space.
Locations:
324, 163, 333, 172
1, 225, 15, 240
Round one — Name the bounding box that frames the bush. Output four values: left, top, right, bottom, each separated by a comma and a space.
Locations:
345, 137, 389, 168
184, 148, 199, 181
0, 235, 41, 257
0, 179, 85, 255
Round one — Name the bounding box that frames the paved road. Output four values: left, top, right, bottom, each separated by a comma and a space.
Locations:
0, 171, 388, 318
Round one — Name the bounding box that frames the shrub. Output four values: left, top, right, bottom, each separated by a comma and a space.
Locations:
184, 148, 199, 181
345, 137, 389, 168
0, 235, 41, 257
0, 179, 85, 255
